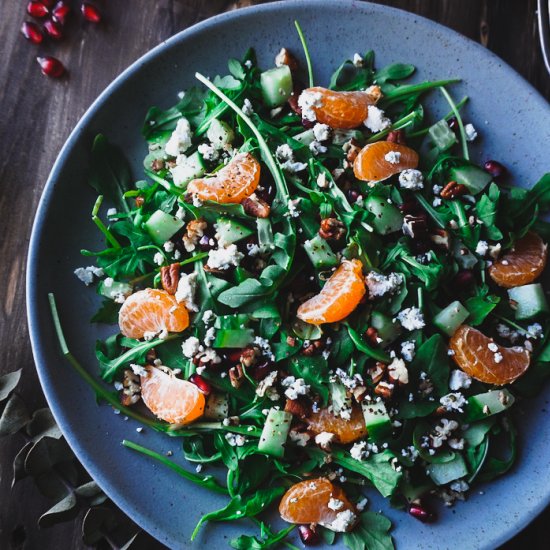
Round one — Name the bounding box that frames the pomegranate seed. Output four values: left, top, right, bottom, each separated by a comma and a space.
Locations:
484, 159, 507, 179
27, 1, 49, 18
189, 373, 212, 395
36, 56, 65, 78
398, 199, 422, 215
386, 129, 406, 144
408, 502, 435, 523
225, 349, 243, 363
447, 116, 459, 131
454, 269, 476, 290
21, 21, 44, 44
250, 360, 274, 381
298, 525, 319, 545
81, 2, 102, 23
52, 1, 71, 24
43, 18, 64, 40
41, 0, 56, 6
347, 188, 361, 204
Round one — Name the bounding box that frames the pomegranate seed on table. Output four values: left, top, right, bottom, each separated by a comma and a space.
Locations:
36, 56, 66, 78
52, 1, 71, 24
27, 1, 49, 18
43, 18, 64, 40
408, 501, 435, 523
484, 159, 507, 179
81, 2, 102, 23
189, 373, 212, 395
21, 21, 44, 44
298, 525, 320, 545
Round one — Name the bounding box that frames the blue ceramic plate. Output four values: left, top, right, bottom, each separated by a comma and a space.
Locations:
27, 1, 550, 548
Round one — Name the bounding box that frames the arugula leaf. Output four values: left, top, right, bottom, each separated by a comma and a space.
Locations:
230, 524, 295, 550
512, 173, 550, 219
476, 183, 503, 240
343, 512, 394, 550
289, 355, 330, 405
465, 294, 500, 326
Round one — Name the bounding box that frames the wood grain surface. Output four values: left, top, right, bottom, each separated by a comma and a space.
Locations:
0, 0, 548, 548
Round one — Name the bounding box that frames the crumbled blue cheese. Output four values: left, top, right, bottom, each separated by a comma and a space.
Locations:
163, 241, 175, 253
365, 271, 403, 298
399, 169, 424, 190
433, 197, 442, 207
254, 336, 275, 361
326, 510, 357, 533
153, 252, 164, 266
363, 105, 391, 133
401, 341, 416, 362
204, 327, 216, 347
175, 272, 198, 312
450, 479, 469, 493
181, 336, 201, 358
396, 307, 425, 331
313, 123, 331, 142
197, 142, 219, 162
328, 498, 345, 511
130, 364, 148, 377
449, 369, 472, 390
350, 441, 369, 461
314, 431, 335, 450
107, 208, 117, 217
207, 244, 244, 270
440, 392, 467, 413
309, 140, 328, 155
242, 98, 254, 116
388, 357, 409, 384
487, 342, 498, 352
276, 143, 307, 173
333, 368, 364, 390
527, 323, 543, 339
281, 376, 310, 400
298, 89, 323, 122
356, 497, 368, 512
352, 52, 363, 67
289, 430, 310, 447
431, 418, 459, 448
384, 151, 401, 164
287, 199, 301, 218
203, 310, 215, 325
165, 117, 193, 157
464, 123, 478, 142
255, 371, 279, 400
74, 266, 103, 285
225, 433, 246, 447
493, 352, 503, 363
475, 240, 489, 256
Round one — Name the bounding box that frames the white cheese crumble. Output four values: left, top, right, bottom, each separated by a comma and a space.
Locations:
388, 357, 409, 384
181, 336, 201, 359
163, 241, 175, 253
242, 98, 254, 116
365, 271, 403, 298
255, 371, 278, 400
281, 376, 310, 400
399, 169, 424, 190
396, 307, 425, 331
314, 431, 336, 450
309, 140, 328, 155
287, 199, 301, 218
433, 197, 442, 207
464, 123, 478, 142
204, 326, 216, 347
225, 433, 246, 447
527, 323, 543, 339
313, 123, 331, 142
328, 498, 345, 511
297, 90, 323, 122
440, 392, 467, 413
356, 497, 368, 512
103, 277, 114, 288
254, 336, 275, 361
203, 310, 215, 325
401, 341, 416, 362
106, 208, 117, 217
276, 143, 307, 173
363, 105, 391, 133
207, 244, 244, 270
327, 510, 357, 533
384, 151, 401, 164
487, 342, 499, 352
449, 369, 472, 390
352, 52, 363, 67
175, 272, 199, 312
165, 117, 193, 157
74, 266, 104, 285
197, 142, 219, 162
153, 252, 164, 266
494, 352, 503, 363
289, 430, 310, 447
130, 364, 148, 377
475, 240, 489, 256
350, 441, 369, 461
450, 480, 470, 493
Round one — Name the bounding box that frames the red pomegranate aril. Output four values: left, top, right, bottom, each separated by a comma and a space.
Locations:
189, 373, 212, 395
484, 159, 507, 179
347, 188, 361, 204
454, 269, 476, 290
27, 1, 49, 18
36, 56, 65, 78
44, 18, 64, 40
226, 349, 243, 363
298, 525, 320, 545
81, 2, 102, 23
41, 0, 56, 6
52, 1, 71, 24
447, 116, 459, 131
21, 21, 44, 44
386, 129, 406, 144
250, 360, 274, 381
408, 502, 435, 523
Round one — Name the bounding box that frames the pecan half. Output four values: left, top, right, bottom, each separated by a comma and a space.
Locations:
242, 194, 271, 218
429, 229, 451, 250
229, 364, 245, 388
135, 196, 145, 208
367, 362, 387, 385
343, 138, 362, 164
386, 130, 406, 144
402, 213, 428, 239
284, 397, 311, 419
161, 263, 180, 294
240, 346, 260, 368
275, 47, 299, 71
319, 217, 346, 241
365, 327, 380, 346
182, 218, 207, 252
151, 159, 165, 172
121, 369, 141, 406
440, 181, 467, 200
374, 380, 395, 400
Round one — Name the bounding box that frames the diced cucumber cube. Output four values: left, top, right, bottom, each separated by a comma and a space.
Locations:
452, 240, 478, 269
450, 165, 492, 195
364, 195, 403, 235
330, 382, 352, 420
433, 301, 470, 336
260, 65, 293, 107
332, 129, 364, 146
258, 409, 292, 458
144, 210, 184, 245
207, 119, 235, 150
203, 393, 229, 420
465, 389, 515, 422
171, 151, 206, 188
293, 129, 315, 146
98, 280, 132, 300
508, 284, 549, 320
361, 399, 391, 442
213, 328, 254, 349
428, 454, 468, 485
215, 217, 254, 245
428, 120, 458, 152
370, 310, 401, 347
304, 234, 339, 269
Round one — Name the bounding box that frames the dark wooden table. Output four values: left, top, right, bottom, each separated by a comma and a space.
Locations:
1, 1, 548, 548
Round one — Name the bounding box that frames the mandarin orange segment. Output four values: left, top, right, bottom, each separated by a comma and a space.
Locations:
303, 86, 380, 129
118, 288, 189, 339
488, 232, 547, 288
140, 366, 205, 424
297, 259, 366, 325
449, 325, 530, 386
186, 152, 260, 204
353, 141, 419, 182
279, 477, 357, 531
306, 406, 367, 444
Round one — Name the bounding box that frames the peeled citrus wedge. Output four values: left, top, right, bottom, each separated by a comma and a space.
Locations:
353, 141, 419, 182
279, 478, 357, 531
186, 152, 260, 204
306, 406, 367, 444
297, 259, 366, 325
140, 366, 205, 424
449, 325, 530, 385
118, 288, 189, 339
302, 86, 380, 129
488, 232, 547, 288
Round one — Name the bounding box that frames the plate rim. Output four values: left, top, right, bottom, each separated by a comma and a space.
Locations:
26, 1, 550, 548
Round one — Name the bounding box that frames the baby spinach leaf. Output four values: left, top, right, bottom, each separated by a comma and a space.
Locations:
343, 512, 394, 550
465, 294, 500, 326
289, 355, 330, 405
230, 524, 295, 550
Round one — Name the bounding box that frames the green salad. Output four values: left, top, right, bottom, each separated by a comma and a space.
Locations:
51, 22, 550, 549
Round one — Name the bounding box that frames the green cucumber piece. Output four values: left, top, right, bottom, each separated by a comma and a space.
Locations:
257, 218, 274, 248
98, 280, 132, 300
450, 165, 492, 195
433, 301, 470, 336
332, 129, 364, 146
508, 284, 549, 320
171, 151, 206, 188
361, 399, 391, 442
293, 129, 315, 146
428, 120, 457, 152
452, 240, 478, 269
465, 389, 515, 422
203, 393, 229, 420
215, 217, 254, 245
207, 119, 235, 150
427, 454, 468, 485
213, 329, 254, 349
330, 382, 352, 419
304, 234, 339, 269
260, 65, 293, 107
144, 210, 184, 245
258, 409, 292, 458
214, 314, 250, 330
370, 310, 401, 347
364, 195, 403, 235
